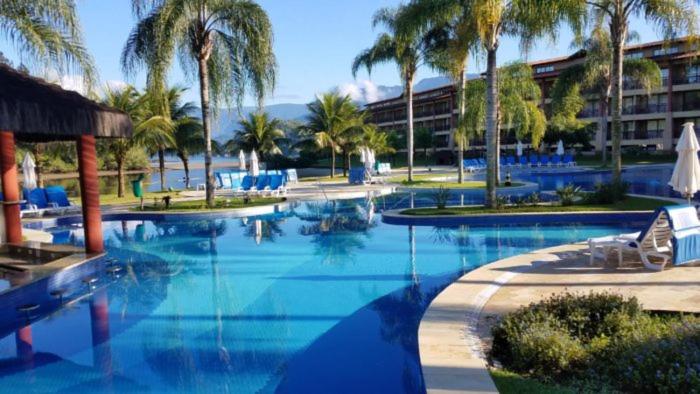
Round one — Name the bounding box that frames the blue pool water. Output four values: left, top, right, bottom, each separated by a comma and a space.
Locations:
0, 199, 643, 393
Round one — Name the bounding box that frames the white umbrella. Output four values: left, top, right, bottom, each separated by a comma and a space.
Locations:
359, 147, 367, 163
22, 153, 37, 189
238, 150, 247, 171
556, 140, 565, 156
516, 141, 523, 157
365, 148, 376, 171
669, 122, 700, 203
250, 150, 260, 177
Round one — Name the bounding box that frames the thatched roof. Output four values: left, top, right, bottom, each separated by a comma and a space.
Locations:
0, 64, 133, 142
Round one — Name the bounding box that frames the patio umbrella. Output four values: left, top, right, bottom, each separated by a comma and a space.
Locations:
359, 147, 366, 164
516, 141, 523, 157
250, 150, 260, 177
669, 122, 700, 203
556, 140, 565, 156
365, 148, 375, 171
238, 150, 246, 171
22, 152, 37, 189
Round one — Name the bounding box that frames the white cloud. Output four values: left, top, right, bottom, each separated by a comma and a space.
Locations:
336, 79, 387, 103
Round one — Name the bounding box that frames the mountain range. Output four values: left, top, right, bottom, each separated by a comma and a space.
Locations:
212, 76, 467, 142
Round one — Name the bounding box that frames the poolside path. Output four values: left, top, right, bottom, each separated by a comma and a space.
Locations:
419, 243, 700, 394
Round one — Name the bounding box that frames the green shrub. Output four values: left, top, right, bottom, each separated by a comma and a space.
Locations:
431, 186, 450, 209
584, 181, 630, 204
489, 293, 700, 392
555, 184, 581, 206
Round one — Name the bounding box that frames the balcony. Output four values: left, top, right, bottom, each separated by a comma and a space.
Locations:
622, 104, 667, 115
622, 130, 664, 140
673, 75, 700, 85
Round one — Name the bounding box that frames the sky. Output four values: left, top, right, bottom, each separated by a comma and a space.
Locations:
0, 0, 665, 107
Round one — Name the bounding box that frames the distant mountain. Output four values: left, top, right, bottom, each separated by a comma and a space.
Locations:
211, 76, 472, 142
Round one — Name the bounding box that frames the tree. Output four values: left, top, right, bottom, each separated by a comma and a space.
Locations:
582, 0, 698, 183
452, 0, 583, 207
362, 127, 397, 159
550, 27, 662, 165
102, 86, 174, 197
0, 0, 96, 87
304, 93, 360, 178
122, 0, 277, 207
353, 6, 436, 182
398, 0, 479, 183
226, 112, 285, 166
165, 88, 204, 189
414, 127, 434, 163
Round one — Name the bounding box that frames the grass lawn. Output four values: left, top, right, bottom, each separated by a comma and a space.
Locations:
96, 191, 180, 206
401, 195, 672, 216
389, 174, 522, 189
134, 197, 285, 212
490, 370, 578, 394
299, 175, 348, 183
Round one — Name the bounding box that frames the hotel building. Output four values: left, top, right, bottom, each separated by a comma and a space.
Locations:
365, 38, 700, 164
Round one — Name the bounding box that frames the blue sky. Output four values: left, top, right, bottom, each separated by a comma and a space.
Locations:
0, 1, 662, 106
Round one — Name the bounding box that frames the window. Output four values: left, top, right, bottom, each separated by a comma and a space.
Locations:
687, 65, 700, 83
647, 120, 664, 138
654, 46, 680, 56
625, 52, 643, 59
535, 65, 554, 74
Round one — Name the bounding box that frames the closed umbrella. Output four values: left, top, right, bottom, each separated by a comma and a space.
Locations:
669, 122, 700, 203
359, 147, 366, 164
249, 150, 260, 177
22, 153, 37, 190
516, 141, 523, 157
238, 150, 246, 171
365, 148, 375, 172
556, 140, 565, 156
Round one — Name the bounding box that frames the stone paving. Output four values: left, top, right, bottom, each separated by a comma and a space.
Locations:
419, 242, 700, 394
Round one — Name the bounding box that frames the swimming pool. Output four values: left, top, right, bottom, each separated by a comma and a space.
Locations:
0, 199, 643, 393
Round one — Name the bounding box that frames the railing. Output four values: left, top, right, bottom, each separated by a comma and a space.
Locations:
673, 75, 700, 85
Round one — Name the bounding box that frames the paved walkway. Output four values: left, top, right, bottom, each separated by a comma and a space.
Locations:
419, 243, 700, 394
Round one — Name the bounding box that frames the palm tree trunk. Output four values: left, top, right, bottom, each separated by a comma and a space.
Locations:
457, 68, 467, 184
117, 158, 125, 198
198, 57, 215, 207
405, 74, 415, 182
485, 47, 499, 208
32, 144, 44, 188
178, 152, 190, 189
610, 23, 626, 185
330, 148, 336, 178
598, 93, 609, 165
158, 148, 166, 191
342, 148, 348, 177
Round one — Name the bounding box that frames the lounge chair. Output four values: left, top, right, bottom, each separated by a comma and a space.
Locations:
0, 192, 39, 218
234, 176, 256, 196
588, 205, 700, 271
267, 175, 287, 196
23, 188, 64, 216
506, 156, 516, 168
284, 169, 299, 183
551, 155, 562, 167
253, 175, 271, 195
518, 156, 527, 168
563, 154, 576, 167
540, 155, 550, 167
529, 154, 539, 167
45, 186, 81, 214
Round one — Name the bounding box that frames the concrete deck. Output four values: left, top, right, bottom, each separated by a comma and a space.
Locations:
419, 243, 700, 394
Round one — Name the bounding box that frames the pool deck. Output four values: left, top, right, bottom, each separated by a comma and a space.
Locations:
419, 243, 700, 394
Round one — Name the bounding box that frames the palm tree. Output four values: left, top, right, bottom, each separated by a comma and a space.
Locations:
122, 0, 276, 207
165, 88, 204, 189
0, 0, 96, 86
451, 0, 584, 207
102, 85, 174, 197
362, 126, 396, 159
550, 27, 662, 166
398, 0, 479, 183
225, 112, 285, 166
304, 93, 360, 178
583, 0, 699, 183
352, 6, 435, 182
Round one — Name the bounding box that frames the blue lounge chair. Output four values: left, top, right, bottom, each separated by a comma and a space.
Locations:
500, 157, 508, 167
349, 168, 368, 184
540, 155, 550, 167
45, 186, 81, 214
589, 205, 700, 271
507, 156, 516, 168
234, 176, 255, 196
268, 175, 287, 196
0, 192, 38, 218
519, 156, 528, 167
23, 188, 63, 216
551, 155, 562, 167
254, 175, 271, 194
563, 154, 576, 167
529, 154, 539, 167
285, 169, 298, 183
463, 159, 475, 173
229, 173, 243, 190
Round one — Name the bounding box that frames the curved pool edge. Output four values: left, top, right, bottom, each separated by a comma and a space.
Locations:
417, 243, 587, 394
382, 209, 654, 226
394, 181, 539, 196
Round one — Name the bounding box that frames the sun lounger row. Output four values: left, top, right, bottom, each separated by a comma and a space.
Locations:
501, 154, 577, 168
462, 159, 487, 172
588, 205, 700, 271
375, 163, 392, 175
215, 173, 287, 196
0, 186, 80, 217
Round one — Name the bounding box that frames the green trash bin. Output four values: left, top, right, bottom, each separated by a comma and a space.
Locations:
131, 174, 145, 209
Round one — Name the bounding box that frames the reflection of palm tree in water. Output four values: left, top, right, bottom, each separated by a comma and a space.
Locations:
208, 222, 232, 371
240, 218, 285, 244
296, 200, 376, 264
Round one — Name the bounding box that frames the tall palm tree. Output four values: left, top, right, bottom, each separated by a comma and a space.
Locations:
122, 0, 277, 207
459, 0, 584, 207
550, 27, 662, 166
583, 0, 699, 184
102, 85, 174, 197
226, 112, 285, 166
398, 0, 479, 183
304, 93, 361, 178
0, 0, 96, 86
165, 87, 204, 189
352, 6, 435, 182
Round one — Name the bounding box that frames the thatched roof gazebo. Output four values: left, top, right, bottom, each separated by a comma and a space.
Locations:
0, 64, 133, 253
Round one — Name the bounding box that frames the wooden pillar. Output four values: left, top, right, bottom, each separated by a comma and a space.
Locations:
0, 131, 22, 244
77, 135, 103, 253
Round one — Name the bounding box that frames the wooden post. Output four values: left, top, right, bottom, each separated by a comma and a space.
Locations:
77, 135, 103, 253
0, 131, 22, 244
